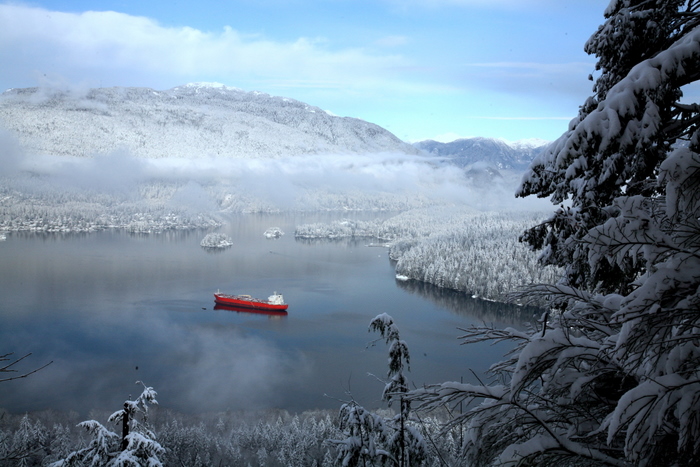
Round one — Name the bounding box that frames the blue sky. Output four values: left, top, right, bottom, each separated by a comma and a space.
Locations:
0, 0, 610, 143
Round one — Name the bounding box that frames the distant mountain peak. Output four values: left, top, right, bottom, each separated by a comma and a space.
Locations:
413, 136, 549, 171
500, 138, 551, 150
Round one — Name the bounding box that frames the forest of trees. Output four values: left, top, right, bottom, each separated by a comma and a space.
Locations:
295, 207, 560, 304
0, 179, 222, 233
0, 340, 465, 467
0, 403, 474, 467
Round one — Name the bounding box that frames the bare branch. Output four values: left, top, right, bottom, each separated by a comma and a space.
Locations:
0, 352, 53, 383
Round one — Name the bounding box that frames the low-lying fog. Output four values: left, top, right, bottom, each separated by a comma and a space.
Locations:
0, 127, 549, 217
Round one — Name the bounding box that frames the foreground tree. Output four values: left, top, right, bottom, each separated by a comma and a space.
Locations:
369, 314, 426, 467
330, 401, 389, 466
329, 314, 427, 467
411, 1, 700, 465
50, 382, 164, 467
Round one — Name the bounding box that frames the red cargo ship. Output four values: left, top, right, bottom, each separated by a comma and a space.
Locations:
214, 290, 289, 311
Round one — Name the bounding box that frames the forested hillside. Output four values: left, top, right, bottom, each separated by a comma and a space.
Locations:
0, 83, 538, 233
295, 206, 560, 304
0, 83, 418, 159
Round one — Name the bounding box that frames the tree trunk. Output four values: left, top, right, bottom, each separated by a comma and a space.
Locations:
120, 403, 130, 451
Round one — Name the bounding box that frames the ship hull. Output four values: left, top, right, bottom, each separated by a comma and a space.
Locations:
214, 293, 289, 311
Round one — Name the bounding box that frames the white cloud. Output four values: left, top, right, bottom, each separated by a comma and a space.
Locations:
0, 4, 409, 92
8, 143, 509, 209
0, 127, 23, 175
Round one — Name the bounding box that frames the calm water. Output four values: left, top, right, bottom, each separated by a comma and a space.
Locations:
0, 213, 538, 416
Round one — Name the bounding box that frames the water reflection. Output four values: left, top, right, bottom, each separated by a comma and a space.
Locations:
7, 229, 205, 242
214, 303, 289, 318
294, 237, 372, 248
200, 246, 230, 254
395, 277, 542, 328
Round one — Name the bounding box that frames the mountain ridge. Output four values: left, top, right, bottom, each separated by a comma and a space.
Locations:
0, 83, 419, 159
413, 136, 550, 170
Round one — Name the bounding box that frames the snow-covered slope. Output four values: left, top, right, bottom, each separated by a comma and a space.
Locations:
0, 83, 418, 159
413, 137, 549, 170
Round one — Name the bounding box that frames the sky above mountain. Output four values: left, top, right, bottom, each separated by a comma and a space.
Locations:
0, 0, 609, 143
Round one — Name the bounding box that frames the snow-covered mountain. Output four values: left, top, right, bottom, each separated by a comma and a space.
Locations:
0, 82, 418, 159
413, 137, 549, 170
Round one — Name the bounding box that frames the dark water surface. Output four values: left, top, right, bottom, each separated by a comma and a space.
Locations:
0, 213, 538, 416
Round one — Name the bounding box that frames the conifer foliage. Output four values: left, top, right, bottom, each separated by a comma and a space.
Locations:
331, 401, 390, 466
329, 314, 426, 467
369, 314, 427, 467
411, 1, 700, 465
50, 382, 164, 467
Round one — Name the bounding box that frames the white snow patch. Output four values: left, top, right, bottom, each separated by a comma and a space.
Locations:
263, 227, 284, 239
501, 138, 551, 149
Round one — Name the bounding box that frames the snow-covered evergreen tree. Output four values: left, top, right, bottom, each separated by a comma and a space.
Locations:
368, 314, 427, 467
50, 382, 164, 467
518, 0, 700, 294
410, 2, 700, 466
328, 315, 428, 467
328, 401, 389, 467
